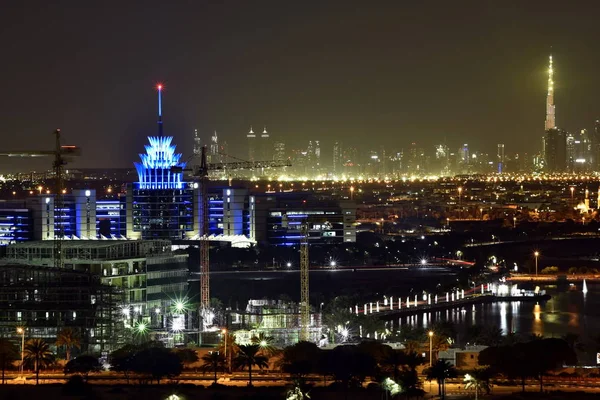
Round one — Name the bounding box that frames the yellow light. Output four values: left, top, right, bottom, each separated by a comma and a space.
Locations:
428, 331, 434, 337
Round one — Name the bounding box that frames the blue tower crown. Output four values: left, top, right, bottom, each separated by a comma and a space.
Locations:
134, 136, 186, 189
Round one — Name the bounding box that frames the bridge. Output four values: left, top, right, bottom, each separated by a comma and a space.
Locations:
350, 283, 548, 324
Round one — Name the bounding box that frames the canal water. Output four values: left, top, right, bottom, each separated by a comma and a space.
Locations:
390, 281, 600, 364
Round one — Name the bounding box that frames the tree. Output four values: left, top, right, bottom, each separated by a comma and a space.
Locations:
464, 367, 493, 398
0, 339, 19, 384
24, 338, 54, 385
173, 348, 199, 368
562, 333, 585, 354
278, 341, 321, 379
479, 339, 576, 393
326, 345, 377, 388
64, 355, 102, 381
131, 347, 182, 384
251, 332, 278, 357
380, 347, 404, 382
200, 351, 225, 384
109, 344, 138, 383
234, 344, 269, 386
217, 332, 239, 373
56, 328, 81, 362
424, 359, 456, 399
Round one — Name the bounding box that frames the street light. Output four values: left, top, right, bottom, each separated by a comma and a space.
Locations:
16, 327, 24, 377
428, 331, 434, 367
513, 216, 516, 228
222, 328, 228, 373
534, 251, 540, 276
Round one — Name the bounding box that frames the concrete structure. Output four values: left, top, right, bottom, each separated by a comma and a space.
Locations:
438, 345, 488, 369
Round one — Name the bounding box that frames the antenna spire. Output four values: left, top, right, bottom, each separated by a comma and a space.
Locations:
545, 54, 555, 131
157, 83, 164, 137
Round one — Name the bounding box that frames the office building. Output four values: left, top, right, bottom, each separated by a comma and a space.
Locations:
544, 128, 567, 173
260, 127, 271, 161
193, 129, 202, 157
0, 264, 121, 353
332, 141, 342, 175
274, 140, 285, 161
247, 126, 256, 161
497, 144, 505, 173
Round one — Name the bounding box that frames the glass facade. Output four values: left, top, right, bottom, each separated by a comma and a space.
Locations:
131, 187, 194, 240
0, 208, 31, 244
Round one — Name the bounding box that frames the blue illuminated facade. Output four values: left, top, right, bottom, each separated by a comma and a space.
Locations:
0, 202, 32, 244
134, 136, 186, 190
127, 136, 196, 240
96, 200, 126, 237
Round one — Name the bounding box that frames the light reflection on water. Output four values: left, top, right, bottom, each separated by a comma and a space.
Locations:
391, 283, 600, 361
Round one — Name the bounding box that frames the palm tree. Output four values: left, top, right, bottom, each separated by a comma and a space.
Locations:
562, 333, 585, 354
217, 332, 239, 373
200, 351, 225, 384
425, 359, 457, 399
234, 344, 269, 386
380, 348, 404, 381
251, 332, 277, 357
24, 338, 54, 384
0, 339, 19, 384
464, 367, 493, 399
56, 327, 80, 362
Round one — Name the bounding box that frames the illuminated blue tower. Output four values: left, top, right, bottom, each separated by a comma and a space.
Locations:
127, 85, 195, 240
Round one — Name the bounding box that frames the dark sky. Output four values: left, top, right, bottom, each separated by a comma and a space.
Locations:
1, 1, 599, 172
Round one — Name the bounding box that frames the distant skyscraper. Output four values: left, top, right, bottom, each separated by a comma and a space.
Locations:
260, 127, 271, 160
193, 129, 202, 157
544, 128, 567, 172
332, 141, 342, 175
247, 126, 256, 161
209, 131, 219, 163
545, 54, 556, 131
274, 140, 285, 161
592, 120, 600, 171
566, 132, 575, 172
497, 144, 505, 173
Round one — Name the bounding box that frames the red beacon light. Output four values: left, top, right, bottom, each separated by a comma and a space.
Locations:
157, 84, 163, 90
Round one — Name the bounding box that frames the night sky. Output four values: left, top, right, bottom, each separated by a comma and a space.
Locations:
1, 1, 599, 172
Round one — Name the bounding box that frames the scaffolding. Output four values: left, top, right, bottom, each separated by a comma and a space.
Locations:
0, 264, 123, 352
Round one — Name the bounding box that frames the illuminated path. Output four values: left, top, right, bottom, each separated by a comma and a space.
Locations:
353, 284, 549, 320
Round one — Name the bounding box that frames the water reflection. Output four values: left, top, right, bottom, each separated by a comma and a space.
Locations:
393, 283, 598, 360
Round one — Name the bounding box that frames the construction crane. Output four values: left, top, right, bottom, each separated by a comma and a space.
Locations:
299, 223, 310, 341
0, 129, 81, 268
174, 146, 291, 314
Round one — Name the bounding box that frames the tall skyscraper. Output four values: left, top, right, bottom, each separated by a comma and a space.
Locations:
545, 54, 556, 131
592, 120, 600, 171
208, 131, 219, 163
544, 128, 567, 172
332, 141, 342, 175
247, 126, 256, 161
193, 129, 202, 157
566, 133, 575, 172
497, 144, 505, 173
260, 127, 271, 161
274, 140, 285, 161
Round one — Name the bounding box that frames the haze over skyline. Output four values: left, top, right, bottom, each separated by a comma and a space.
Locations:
1, 1, 599, 172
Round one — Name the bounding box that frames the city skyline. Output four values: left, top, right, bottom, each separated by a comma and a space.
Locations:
1, 1, 600, 173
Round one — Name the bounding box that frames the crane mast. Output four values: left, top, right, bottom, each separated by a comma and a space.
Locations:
183, 147, 291, 316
